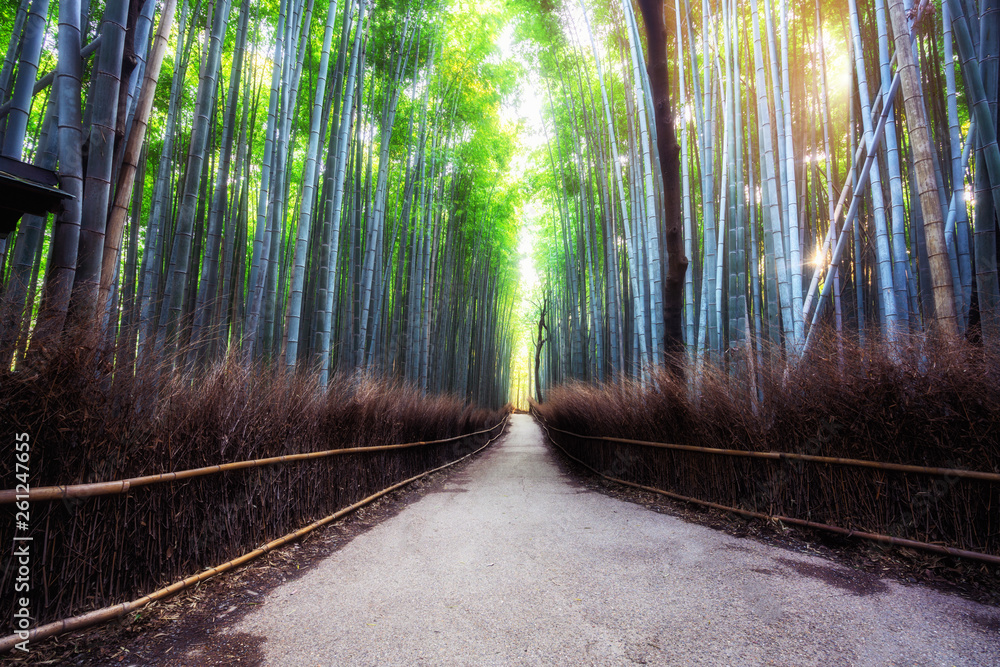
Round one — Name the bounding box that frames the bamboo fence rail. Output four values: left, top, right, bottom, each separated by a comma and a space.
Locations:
542, 425, 1000, 482
0, 419, 507, 504
0, 417, 508, 653
537, 416, 1000, 566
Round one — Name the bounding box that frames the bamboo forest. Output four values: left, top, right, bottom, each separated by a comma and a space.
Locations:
2, 0, 999, 398
2, 0, 1000, 659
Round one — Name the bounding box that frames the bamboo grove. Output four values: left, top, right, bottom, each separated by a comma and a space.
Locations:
524, 0, 1000, 395
0, 0, 522, 409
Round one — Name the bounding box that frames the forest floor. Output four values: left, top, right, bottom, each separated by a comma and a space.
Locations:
12, 414, 1000, 666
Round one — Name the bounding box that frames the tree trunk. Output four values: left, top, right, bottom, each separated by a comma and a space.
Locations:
1, 0, 47, 162
35, 0, 84, 342
98, 0, 178, 320
887, 0, 958, 338
69, 0, 129, 326
636, 0, 687, 376
535, 298, 548, 402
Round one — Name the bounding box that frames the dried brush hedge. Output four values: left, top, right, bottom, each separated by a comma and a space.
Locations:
534, 334, 1000, 559
0, 330, 506, 625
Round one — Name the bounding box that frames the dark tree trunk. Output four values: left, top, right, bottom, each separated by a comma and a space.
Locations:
535, 298, 548, 403
637, 0, 687, 378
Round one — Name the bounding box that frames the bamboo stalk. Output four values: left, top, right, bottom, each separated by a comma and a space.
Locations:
97, 0, 179, 314
804, 73, 904, 351
0, 419, 507, 653
0, 418, 507, 504
802, 110, 899, 322
540, 424, 1000, 482
0, 37, 103, 119
887, 0, 958, 337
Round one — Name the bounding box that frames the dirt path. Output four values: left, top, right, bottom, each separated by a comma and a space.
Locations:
195, 414, 1000, 666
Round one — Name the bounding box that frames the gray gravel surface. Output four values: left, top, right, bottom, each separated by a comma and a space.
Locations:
221, 414, 999, 666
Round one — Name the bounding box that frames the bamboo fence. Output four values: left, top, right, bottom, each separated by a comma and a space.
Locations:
0, 417, 507, 628
0, 417, 508, 653
0, 422, 506, 504
542, 425, 1000, 482
536, 415, 1000, 564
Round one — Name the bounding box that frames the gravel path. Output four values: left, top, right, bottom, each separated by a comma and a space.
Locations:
221, 414, 998, 666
